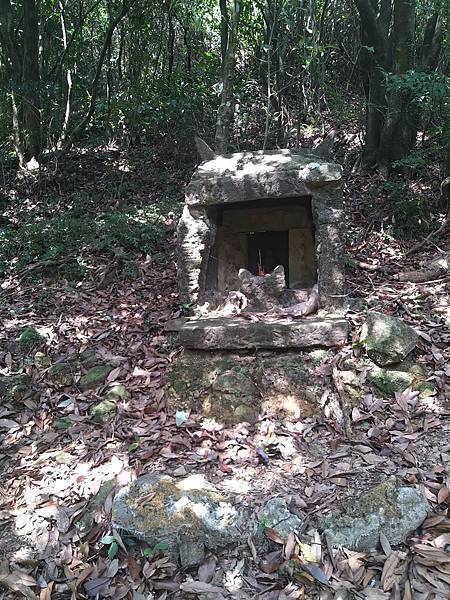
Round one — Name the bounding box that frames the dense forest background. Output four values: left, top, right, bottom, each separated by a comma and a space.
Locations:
0, 0, 448, 171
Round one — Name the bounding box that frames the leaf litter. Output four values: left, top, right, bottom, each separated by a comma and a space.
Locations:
0, 147, 449, 598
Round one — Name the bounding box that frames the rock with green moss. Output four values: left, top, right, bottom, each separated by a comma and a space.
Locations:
79, 365, 112, 390
112, 473, 248, 567
89, 398, 117, 423
320, 477, 429, 551
106, 383, 129, 401
368, 366, 415, 395
34, 352, 51, 369
78, 348, 98, 368
361, 312, 418, 366
368, 361, 433, 396
54, 417, 72, 430
166, 350, 329, 423
259, 497, 302, 539
48, 363, 73, 387
18, 328, 47, 351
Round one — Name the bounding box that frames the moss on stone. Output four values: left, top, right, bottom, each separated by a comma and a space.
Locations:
78, 348, 98, 368
80, 365, 112, 390
121, 476, 225, 539
54, 417, 72, 430
34, 352, 51, 369
368, 367, 414, 395
90, 398, 117, 423
107, 384, 130, 400
18, 327, 46, 351
48, 363, 74, 387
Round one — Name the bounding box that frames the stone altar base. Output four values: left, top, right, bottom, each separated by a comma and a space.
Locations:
165, 348, 336, 423
166, 315, 348, 350
165, 315, 348, 423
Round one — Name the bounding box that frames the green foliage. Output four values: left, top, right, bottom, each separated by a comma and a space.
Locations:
100, 535, 119, 559
387, 71, 449, 109
143, 541, 170, 557
0, 201, 178, 278
393, 196, 431, 238
18, 327, 47, 350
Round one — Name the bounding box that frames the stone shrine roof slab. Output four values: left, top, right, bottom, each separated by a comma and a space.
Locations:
186, 149, 343, 207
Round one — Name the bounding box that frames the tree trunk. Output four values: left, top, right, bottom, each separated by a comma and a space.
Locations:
63, 0, 136, 152
214, 0, 242, 154
353, 0, 390, 169
378, 0, 416, 170
219, 0, 229, 66
0, 0, 41, 166
22, 0, 41, 161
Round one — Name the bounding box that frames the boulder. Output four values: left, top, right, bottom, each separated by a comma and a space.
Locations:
361, 312, 418, 366
79, 365, 112, 390
112, 473, 247, 567
320, 477, 429, 551
259, 497, 302, 539
48, 363, 73, 387
89, 398, 116, 423
34, 352, 51, 369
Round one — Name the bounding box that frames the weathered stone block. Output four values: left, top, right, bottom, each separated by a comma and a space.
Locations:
166, 316, 349, 350
361, 312, 418, 366
112, 473, 247, 567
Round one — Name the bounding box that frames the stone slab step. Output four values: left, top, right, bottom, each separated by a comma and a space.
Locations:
166, 316, 348, 350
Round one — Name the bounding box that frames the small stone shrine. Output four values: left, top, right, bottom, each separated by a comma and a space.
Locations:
165, 140, 349, 422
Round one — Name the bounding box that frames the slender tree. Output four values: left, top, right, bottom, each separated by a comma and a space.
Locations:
215, 0, 242, 154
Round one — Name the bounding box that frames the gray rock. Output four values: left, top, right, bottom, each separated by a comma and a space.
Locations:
260, 497, 302, 539
361, 312, 418, 366
238, 265, 286, 311
166, 316, 349, 350
89, 398, 116, 423
48, 363, 74, 387
79, 365, 112, 390
112, 473, 247, 567
320, 477, 430, 551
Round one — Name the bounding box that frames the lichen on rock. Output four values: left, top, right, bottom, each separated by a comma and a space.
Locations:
259, 497, 303, 539
361, 312, 418, 366
79, 365, 112, 390
112, 473, 248, 567
320, 477, 430, 551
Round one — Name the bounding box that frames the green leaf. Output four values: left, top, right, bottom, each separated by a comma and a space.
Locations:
175, 410, 188, 427
108, 541, 119, 559
153, 541, 169, 552
100, 535, 115, 545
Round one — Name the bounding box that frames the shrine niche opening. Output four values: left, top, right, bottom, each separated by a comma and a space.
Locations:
207, 196, 317, 294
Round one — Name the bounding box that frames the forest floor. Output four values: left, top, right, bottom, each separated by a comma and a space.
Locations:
0, 142, 449, 600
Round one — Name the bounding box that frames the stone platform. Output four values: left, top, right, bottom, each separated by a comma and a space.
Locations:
164, 349, 333, 423
166, 315, 349, 350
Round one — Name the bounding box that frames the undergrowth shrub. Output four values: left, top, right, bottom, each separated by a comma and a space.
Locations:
0, 201, 179, 278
